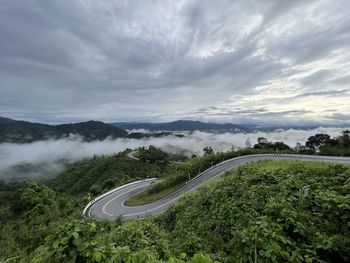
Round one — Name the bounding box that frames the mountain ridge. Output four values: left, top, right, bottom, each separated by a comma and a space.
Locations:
0, 116, 127, 143
112, 120, 249, 132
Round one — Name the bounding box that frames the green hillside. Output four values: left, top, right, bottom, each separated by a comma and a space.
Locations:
0, 117, 127, 143
1, 150, 349, 262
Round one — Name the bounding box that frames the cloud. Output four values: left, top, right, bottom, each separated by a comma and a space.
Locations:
0, 0, 349, 124
1, 127, 348, 180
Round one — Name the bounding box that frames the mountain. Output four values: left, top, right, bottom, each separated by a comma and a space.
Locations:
0, 116, 17, 124
112, 120, 250, 132
0, 117, 127, 143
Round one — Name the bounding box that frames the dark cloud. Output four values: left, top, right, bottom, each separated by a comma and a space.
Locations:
329, 113, 350, 121
0, 0, 349, 124
294, 90, 349, 98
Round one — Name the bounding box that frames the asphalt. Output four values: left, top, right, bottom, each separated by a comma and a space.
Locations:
84, 154, 350, 220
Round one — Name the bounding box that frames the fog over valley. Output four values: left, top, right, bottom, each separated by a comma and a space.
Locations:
1, 127, 348, 181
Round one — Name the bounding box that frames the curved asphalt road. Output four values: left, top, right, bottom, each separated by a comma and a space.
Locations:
84, 154, 350, 220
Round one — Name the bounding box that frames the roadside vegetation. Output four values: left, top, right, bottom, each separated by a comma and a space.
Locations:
127, 130, 350, 206
157, 160, 350, 262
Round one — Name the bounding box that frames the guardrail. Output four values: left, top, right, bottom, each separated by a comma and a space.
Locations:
185, 154, 274, 185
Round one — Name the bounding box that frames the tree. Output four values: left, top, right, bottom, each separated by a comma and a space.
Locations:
305, 134, 331, 151
203, 146, 214, 156
254, 137, 272, 149
273, 142, 290, 150
340, 130, 350, 147
138, 145, 169, 164
257, 137, 268, 144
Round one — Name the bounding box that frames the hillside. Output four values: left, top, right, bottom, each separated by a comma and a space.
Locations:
157, 160, 350, 262
0, 117, 127, 143
1, 150, 349, 262
112, 120, 249, 132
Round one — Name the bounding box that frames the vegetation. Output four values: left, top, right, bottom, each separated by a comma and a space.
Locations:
46, 151, 171, 197
304, 130, 350, 156
157, 160, 350, 262
1, 130, 350, 262
125, 148, 293, 206
1, 158, 349, 262
136, 146, 170, 164
253, 137, 291, 151
0, 116, 127, 143
124, 182, 184, 207
0, 181, 217, 262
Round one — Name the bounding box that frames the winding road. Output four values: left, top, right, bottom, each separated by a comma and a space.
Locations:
83, 154, 350, 220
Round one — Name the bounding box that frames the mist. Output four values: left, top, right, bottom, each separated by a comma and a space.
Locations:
0, 127, 348, 181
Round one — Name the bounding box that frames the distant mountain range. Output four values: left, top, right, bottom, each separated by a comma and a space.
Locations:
112, 120, 349, 133
112, 120, 249, 132
1, 117, 347, 144
0, 117, 127, 143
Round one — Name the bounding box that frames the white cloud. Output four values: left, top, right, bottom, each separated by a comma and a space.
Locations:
1, 127, 347, 180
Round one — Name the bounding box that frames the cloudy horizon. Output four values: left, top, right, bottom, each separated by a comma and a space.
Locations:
1, 0, 350, 126
1, 127, 348, 180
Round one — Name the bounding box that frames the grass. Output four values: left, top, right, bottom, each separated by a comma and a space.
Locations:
255, 159, 339, 171
124, 182, 185, 206
125, 159, 348, 207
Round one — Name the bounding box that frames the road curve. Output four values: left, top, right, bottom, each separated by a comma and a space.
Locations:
84, 154, 350, 220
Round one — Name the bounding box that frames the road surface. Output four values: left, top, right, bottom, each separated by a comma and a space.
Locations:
84, 154, 350, 220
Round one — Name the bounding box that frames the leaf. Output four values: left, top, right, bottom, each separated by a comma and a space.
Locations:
61, 237, 69, 245
72, 237, 82, 247
72, 232, 79, 239
93, 251, 102, 262
77, 242, 89, 252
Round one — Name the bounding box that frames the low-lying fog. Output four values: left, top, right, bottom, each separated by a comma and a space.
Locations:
0, 127, 348, 181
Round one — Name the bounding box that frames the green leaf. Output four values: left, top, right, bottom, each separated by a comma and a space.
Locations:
93, 251, 102, 262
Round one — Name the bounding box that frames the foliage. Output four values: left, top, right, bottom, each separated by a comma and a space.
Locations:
0, 182, 79, 261
203, 147, 214, 156
46, 152, 170, 196
157, 160, 350, 263
144, 148, 293, 196
303, 130, 350, 156
305, 133, 332, 151
253, 137, 291, 151
137, 146, 170, 164
31, 220, 170, 263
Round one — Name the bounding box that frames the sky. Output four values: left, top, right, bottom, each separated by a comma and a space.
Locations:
0, 0, 350, 126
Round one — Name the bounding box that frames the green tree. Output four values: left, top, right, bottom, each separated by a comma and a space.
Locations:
203, 147, 214, 156
305, 133, 331, 151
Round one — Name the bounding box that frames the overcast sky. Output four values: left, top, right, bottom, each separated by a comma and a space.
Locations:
0, 0, 349, 126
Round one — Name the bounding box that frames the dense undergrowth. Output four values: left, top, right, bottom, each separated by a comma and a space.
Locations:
0, 148, 349, 262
